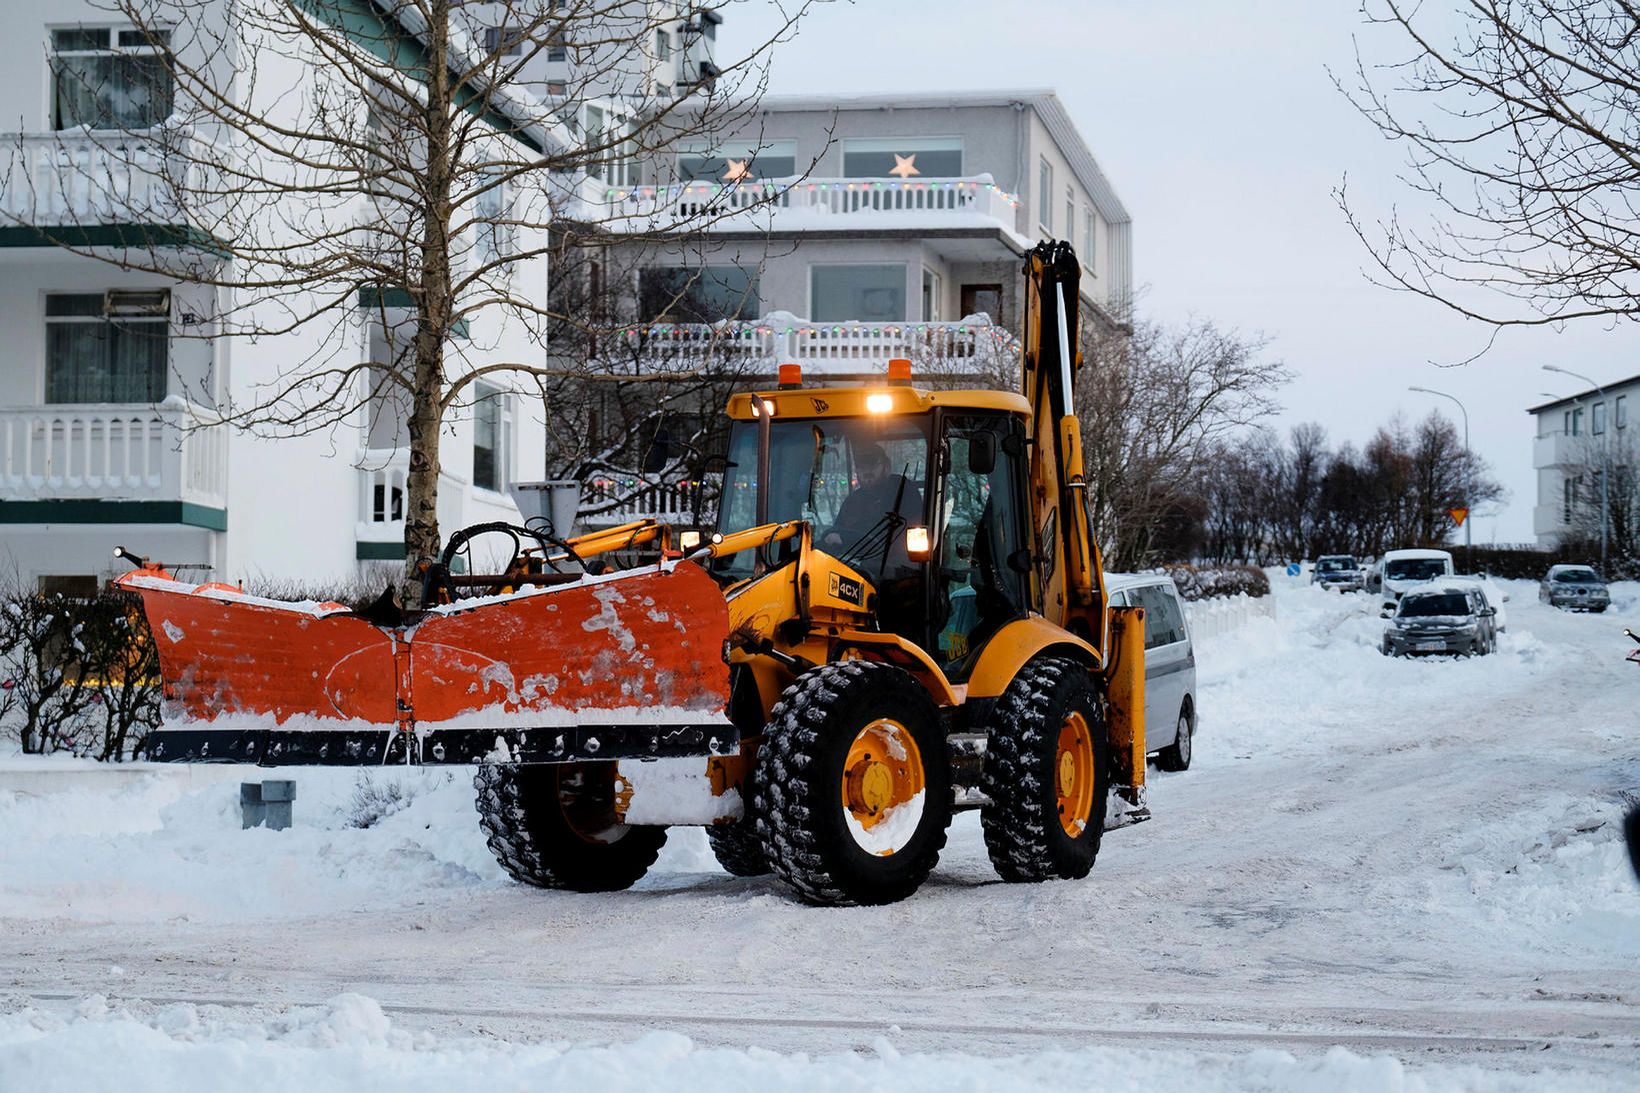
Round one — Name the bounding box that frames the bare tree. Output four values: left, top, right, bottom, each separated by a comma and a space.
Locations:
5, 0, 816, 601
1077, 316, 1289, 570
1340, 1, 1640, 333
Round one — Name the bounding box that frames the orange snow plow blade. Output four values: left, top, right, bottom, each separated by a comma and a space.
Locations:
117, 563, 734, 766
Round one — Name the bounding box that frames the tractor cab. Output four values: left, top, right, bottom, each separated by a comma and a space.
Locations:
712, 374, 1036, 679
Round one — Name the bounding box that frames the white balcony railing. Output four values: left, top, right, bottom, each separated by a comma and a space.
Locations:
587, 173, 1023, 236
357, 449, 409, 542
0, 399, 226, 507
0, 130, 204, 225
580, 478, 713, 529
601, 311, 1018, 377
1533, 430, 1595, 469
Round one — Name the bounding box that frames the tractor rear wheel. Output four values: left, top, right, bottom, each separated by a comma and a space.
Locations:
474, 762, 666, 892
754, 662, 951, 906
981, 657, 1109, 882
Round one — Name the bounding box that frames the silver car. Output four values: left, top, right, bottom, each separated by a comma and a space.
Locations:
1539, 565, 1611, 612
1311, 554, 1364, 592
1381, 584, 1498, 657
1106, 574, 1197, 772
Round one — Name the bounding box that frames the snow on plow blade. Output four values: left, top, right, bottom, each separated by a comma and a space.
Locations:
117, 564, 734, 766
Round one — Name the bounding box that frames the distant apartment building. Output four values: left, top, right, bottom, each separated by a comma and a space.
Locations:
1528, 373, 1637, 547
0, 1, 553, 591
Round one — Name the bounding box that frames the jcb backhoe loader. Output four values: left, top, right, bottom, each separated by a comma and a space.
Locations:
118, 240, 1149, 906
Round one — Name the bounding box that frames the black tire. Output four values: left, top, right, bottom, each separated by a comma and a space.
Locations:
474, 762, 666, 892
753, 662, 951, 906
981, 657, 1109, 883
706, 820, 771, 877
1155, 700, 1193, 772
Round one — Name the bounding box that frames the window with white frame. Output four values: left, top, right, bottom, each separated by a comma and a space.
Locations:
1564, 474, 1581, 524
841, 137, 962, 178
1064, 186, 1074, 245
1083, 206, 1096, 272
50, 26, 173, 130
675, 139, 796, 182
1618, 394, 1628, 428
483, 26, 524, 55
474, 172, 512, 264
811, 264, 906, 322
1038, 158, 1053, 234
45, 291, 170, 403
921, 268, 942, 321
472, 384, 511, 493
654, 28, 671, 60
1593, 400, 1608, 434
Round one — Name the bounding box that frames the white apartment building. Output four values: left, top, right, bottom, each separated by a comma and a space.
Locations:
562, 88, 1134, 526
1528, 372, 1637, 547
0, 2, 554, 592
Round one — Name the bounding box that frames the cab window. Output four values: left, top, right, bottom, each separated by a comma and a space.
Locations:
933, 414, 1029, 672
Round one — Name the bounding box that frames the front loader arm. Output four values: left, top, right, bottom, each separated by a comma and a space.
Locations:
1020, 240, 1106, 652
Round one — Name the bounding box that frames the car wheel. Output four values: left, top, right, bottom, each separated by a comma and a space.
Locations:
1155, 703, 1193, 773
1593, 605, 1609, 614
1380, 637, 1393, 657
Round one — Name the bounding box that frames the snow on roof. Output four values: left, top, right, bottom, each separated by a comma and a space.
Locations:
1526, 370, 1640, 415
1383, 548, 1453, 560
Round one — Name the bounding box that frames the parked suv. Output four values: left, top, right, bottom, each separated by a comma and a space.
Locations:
1311, 554, 1364, 592
1106, 573, 1197, 772
1378, 548, 1455, 616
1539, 565, 1611, 613
1381, 584, 1498, 657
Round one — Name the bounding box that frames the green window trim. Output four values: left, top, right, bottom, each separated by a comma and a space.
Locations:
0, 500, 226, 531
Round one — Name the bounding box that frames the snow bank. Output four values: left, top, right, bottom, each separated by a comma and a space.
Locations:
0, 995, 1625, 1093
0, 766, 505, 921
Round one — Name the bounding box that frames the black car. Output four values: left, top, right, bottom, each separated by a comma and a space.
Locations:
1381, 585, 1498, 657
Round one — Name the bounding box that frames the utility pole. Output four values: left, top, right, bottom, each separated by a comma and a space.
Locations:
1543, 366, 1609, 575
1409, 385, 1470, 569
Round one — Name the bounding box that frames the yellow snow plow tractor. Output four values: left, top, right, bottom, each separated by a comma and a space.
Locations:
118, 240, 1149, 906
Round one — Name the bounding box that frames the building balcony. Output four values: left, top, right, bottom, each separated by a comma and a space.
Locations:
0, 129, 212, 245
1533, 430, 1594, 469
596, 311, 1018, 378
580, 479, 713, 530
1533, 503, 1569, 539
586, 173, 1026, 243
357, 449, 409, 547
0, 399, 227, 520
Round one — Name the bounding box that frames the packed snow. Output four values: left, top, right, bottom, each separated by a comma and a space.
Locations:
1, 575, 1636, 1090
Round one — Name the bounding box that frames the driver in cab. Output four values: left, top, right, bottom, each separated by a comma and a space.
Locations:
820, 444, 923, 557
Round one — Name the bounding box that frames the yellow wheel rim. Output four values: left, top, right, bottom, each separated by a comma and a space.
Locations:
1055, 712, 1095, 838
841, 718, 926, 856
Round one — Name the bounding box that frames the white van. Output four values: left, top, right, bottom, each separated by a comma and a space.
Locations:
1105, 573, 1197, 772
1378, 548, 1455, 616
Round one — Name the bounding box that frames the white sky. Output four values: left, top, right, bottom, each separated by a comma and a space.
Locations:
724, 0, 1640, 545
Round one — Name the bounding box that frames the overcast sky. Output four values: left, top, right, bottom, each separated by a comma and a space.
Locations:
724, 0, 1640, 546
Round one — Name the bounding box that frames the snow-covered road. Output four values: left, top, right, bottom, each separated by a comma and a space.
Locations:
2, 577, 1637, 1091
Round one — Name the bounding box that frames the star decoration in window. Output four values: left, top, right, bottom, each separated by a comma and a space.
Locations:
722, 158, 753, 181
889, 154, 919, 178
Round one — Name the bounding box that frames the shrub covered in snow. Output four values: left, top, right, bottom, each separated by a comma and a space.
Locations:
1160, 563, 1270, 601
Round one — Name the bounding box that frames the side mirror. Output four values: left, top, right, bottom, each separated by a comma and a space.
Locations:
967, 433, 997, 476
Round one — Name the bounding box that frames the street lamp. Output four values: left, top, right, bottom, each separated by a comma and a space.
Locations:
1408, 385, 1471, 563
1543, 365, 1609, 575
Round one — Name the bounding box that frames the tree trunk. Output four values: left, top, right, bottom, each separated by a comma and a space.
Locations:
400, 2, 454, 609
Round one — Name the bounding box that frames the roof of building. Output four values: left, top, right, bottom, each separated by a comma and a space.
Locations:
751, 89, 1132, 227
1526, 371, 1640, 414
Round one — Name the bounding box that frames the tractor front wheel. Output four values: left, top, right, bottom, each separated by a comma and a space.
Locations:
754, 662, 951, 906
474, 762, 666, 891
981, 657, 1109, 882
